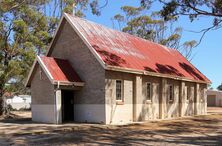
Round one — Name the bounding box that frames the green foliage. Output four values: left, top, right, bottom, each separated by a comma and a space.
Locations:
107, 0, 221, 49
140, 0, 153, 9
0, 0, 105, 114
0, 1, 51, 105
217, 83, 222, 91
160, 0, 222, 21
113, 4, 196, 56
160, 1, 178, 21
121, 6, 141, 17
159, 0, 222, 33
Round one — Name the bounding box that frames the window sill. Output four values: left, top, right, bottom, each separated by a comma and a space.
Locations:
145, 100, 152, 104
116, 101, 124, 105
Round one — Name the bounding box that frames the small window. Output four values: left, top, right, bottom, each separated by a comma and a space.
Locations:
39, 69, 43, 80
200, 88, 205, 102
156, 84, 160, 97
146, 82, 152, 101
186, 86, 190, 100
169, 85, 174, 101
116, 80, 123, 101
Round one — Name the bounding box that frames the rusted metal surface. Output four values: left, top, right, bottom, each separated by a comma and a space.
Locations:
40, 56, 82, 83
66, 14, 210, 83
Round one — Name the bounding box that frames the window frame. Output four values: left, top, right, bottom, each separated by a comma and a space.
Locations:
186, 86, 190, 101
169, 84, 174, 102
39, 69, 43, 80
115, 80, 124, 103
200, 87, 205, 102
146, 82, 152, 101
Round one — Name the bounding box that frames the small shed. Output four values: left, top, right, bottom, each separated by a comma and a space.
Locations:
207, 90, 222, 107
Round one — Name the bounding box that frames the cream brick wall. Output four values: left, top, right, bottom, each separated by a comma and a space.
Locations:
199, 84, 207, 115
105, 70, 208, 124
183, 82, 195, 116
30, 19, 208, 125
105, 71, 134, 124
49, 20, 106, 123
160, 79, 180, 119
31, 65, 56, 123
140, 75, 161, 120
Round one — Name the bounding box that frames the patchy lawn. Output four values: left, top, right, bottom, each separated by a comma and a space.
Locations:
0, 108, 222, 145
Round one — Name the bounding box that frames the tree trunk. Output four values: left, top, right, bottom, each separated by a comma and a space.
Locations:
0, 91, 8, 116
0, 92, 3, 116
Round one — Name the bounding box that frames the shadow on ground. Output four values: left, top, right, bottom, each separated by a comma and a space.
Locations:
1, 110, 222, 145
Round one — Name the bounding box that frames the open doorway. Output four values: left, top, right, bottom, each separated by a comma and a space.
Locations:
62, 90, 74, 122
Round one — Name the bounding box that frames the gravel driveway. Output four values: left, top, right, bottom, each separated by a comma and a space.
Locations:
0, 108, 222, 146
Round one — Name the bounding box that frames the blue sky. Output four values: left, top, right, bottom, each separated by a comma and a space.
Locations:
83, 1, 221, 89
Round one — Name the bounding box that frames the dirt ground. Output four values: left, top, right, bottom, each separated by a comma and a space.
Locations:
0, 108, 222, 146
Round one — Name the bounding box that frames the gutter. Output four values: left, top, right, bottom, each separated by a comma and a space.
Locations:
53, 80, 85, 87
105, 65, 211, 85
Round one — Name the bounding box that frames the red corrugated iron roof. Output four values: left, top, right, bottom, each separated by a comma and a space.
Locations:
39, 56, 82, 83
66, 14, 210, 83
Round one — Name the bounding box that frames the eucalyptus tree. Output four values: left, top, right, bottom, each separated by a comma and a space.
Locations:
0, 0, 102, 115
112, 5, 196, 59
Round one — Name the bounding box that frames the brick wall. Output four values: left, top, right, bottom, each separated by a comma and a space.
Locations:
49, 20, 106, 123
31, 65, 56, 123
50, 20, 105, 105
31, 65, 54, 105
105, 70, 208, 124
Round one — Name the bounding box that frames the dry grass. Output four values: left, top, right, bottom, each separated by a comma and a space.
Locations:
0, 108, 222, 145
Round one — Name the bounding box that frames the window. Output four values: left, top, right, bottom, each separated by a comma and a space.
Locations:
186, 86, 190, 100
156, 84, 160, 97
146, 82, 152, 101
39, 69, 43, 80
200, 87, 205, 102
116, 80, 123, 101
169, 85, 174, 101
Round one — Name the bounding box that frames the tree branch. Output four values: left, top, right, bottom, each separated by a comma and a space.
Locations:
6, 0, 26, 12
186, 2, 222, 17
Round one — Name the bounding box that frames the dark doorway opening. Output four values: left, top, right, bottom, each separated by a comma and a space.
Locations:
62, 90, 74, 122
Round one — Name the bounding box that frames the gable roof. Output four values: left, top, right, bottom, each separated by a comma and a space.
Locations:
26, 56, 84, 87
63, 13, 210, 83
207, 90, 222, 95
26, 13, 210, 86
39, 56, 82, 83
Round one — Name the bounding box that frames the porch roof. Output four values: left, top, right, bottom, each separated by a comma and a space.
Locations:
27, 56, 84, 87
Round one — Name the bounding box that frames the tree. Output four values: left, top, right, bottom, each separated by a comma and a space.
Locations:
157, 0, 222, 44
109, 0, 222, 46
217, 83, 222, 91
159, 0, 222, 23
0, 0, 103, 116
42, 0, 108, 35
112, 5, 196, 59
0, 0, 51, 115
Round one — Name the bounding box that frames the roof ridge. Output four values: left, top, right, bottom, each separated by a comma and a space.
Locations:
64, 13, 210, 83
65, 13, 174, 52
